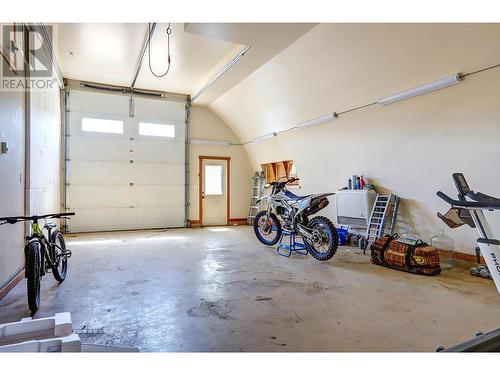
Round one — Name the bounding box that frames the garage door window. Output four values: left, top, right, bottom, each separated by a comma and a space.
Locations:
82, 118, 124, 134
204, 165, 223, 195
139, 122, 175, 138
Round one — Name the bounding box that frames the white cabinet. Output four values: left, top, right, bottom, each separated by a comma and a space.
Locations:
336, 190, 377, 227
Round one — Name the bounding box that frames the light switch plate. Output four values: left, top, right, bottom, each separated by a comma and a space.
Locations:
0, 141, 8, 154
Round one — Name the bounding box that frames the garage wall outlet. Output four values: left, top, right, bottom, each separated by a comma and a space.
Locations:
1, 141, 8, 154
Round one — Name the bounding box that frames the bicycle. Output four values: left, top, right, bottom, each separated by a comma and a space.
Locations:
0, 212, 75, 312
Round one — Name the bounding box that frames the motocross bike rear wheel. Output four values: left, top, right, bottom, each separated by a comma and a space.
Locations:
254, 210, 282, 246
305, 216, 338, 261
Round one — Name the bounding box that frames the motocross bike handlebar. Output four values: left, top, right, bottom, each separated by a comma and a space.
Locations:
266, 177, 300, 188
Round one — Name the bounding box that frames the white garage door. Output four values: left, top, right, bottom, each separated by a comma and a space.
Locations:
66, 89, 186, 232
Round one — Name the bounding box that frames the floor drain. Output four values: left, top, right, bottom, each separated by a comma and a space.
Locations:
73, 327, 104, 335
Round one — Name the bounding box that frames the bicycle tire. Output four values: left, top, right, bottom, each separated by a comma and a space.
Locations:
51, 230, 68, 282
26, 241, 42, 312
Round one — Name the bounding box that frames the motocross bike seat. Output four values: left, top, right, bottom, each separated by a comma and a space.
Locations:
285, 190, 311, 200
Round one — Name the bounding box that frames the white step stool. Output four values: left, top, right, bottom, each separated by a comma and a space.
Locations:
0, 333, 81, 352
0, 312, 81, 352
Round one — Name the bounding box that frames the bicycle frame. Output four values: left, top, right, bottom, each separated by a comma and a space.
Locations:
27, 220, 67, 277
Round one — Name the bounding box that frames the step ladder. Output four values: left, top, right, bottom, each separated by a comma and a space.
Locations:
365, 193, 400, 253
247, 171, 266, 225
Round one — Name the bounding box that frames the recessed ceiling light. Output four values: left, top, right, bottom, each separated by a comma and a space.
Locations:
69, 51, 74, 57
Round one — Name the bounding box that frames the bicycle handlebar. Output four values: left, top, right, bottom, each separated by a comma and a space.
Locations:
0, 212, 75, 224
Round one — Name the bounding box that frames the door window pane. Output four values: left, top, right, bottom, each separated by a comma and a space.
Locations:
82, 118, 124, 134
204, 165, 223, 195
139, 122, 175, 138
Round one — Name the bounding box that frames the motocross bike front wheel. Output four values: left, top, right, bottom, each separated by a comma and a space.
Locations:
254, 210, 282, 246
305, 216, 338, 261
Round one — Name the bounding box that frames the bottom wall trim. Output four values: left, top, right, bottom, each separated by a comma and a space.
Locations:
190, 220, 201, 228
439, 249, 484, 264
228, 218, 248, 225
189, 218, 248, 228
0, 269, 24, 301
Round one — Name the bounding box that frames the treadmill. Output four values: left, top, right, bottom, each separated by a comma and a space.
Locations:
436, 173, 500, 351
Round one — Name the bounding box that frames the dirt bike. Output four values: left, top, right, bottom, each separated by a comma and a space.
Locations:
253, 177, 338, 261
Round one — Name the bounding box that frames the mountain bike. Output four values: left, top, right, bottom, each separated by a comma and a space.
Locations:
0, 212, 75, 312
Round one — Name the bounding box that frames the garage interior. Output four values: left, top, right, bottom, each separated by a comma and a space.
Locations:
1, 21, 500, 353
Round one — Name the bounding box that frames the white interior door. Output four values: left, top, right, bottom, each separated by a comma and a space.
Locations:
66, 89, 186, 232
201, 159, 227, 226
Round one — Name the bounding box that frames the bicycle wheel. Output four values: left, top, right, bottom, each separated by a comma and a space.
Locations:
51, 230, 68, 282
26, 241, 42, 312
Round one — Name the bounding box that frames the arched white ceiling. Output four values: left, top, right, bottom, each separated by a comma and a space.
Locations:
56, 23, 315, 103
209, 24, 500, 143
57, 23, 243, 93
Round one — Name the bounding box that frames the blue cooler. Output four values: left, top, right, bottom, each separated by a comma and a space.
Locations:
336, 226, 348, 245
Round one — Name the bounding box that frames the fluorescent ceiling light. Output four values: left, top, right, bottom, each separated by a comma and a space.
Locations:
190, 138, 230, 147
297, 113, 338, 129
252, 132, 277, 143
378, 73, 462, 106
191, 45, 251, 102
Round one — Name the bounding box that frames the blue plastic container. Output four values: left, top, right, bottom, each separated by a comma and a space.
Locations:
336, 226, 348, 245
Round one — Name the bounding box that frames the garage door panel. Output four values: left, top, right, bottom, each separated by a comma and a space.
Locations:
69, 185, 131, 208
132, 140, 185, 163
137, 206, 185, 228
69, 208, 137, 232
132, 185, 185, 206
70, 90, 130, 117
69, 135, 130, 162
131, 163, 184, 184
67, 89, 186, 232
70, 161, 131, 185
133, 97, 185, 122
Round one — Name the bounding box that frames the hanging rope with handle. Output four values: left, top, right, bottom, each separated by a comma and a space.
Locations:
148, 23, 172, 78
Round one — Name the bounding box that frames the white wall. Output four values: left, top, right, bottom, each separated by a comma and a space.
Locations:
0, 91, 26, 289
0, 27, 62, 290
210, 24, 500, 253
189, 105, 253, 221
28, 87, 61, 216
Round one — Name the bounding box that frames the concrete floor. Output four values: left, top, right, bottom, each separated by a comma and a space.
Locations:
1, 225, 500, 352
